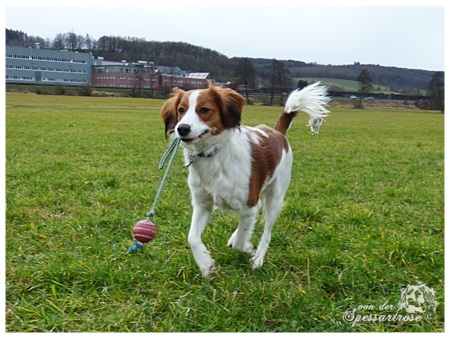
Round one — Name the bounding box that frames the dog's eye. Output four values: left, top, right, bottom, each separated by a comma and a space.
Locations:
199, 107, 210, 114
178, 107, 185, 114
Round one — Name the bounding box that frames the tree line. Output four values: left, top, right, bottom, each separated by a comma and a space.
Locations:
6, 28, 444, 110
354, 68, 444, 112
6, 29, 234, 82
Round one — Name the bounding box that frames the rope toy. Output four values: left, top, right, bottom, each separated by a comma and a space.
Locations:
128, 137, 181, 252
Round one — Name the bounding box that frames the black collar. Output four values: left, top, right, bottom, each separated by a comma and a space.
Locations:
185, 145, 220, 167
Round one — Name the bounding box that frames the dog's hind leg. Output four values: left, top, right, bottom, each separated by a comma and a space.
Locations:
228, 205, 259, 255
252, 164, 292, 270
251, 150, 292, 269
251, 192, 284, 270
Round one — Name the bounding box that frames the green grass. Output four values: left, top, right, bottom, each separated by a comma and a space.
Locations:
5, 93, 444, 332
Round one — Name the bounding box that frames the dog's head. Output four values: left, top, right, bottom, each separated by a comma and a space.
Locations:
161, 85, 245, 149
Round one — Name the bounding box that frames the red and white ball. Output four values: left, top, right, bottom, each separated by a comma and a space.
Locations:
133, 219, 157, 243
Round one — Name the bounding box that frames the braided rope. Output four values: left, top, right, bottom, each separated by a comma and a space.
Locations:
129, 137, 181, 253
158, 137, 181, 169
146, 137, 181, 219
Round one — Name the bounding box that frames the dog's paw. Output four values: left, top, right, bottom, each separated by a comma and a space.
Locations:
230, 241, 254, 255
251, 253, 264, 270
228, 231, 254, 255
227, 230, 237, 247
200, 258, 215, 278
241, 242, 255, 255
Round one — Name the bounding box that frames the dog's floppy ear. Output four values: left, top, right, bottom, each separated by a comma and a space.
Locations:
211, 86, 245, 129
160, 89, 184, 137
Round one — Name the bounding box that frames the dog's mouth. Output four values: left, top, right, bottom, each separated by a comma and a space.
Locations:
181, 130, 210, 143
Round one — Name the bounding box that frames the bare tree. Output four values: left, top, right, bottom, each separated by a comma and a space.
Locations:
428, 71, 444, 113
277, 61, 290, 106
53, 33, 66, 49
269, 59, 290, 106
355, 69, 373, 109
270, 59, 277, 106
66, 32, 78, 50
234, 58, 255, 103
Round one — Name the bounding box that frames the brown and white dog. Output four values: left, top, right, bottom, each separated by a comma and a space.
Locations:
161, 82, 330, 277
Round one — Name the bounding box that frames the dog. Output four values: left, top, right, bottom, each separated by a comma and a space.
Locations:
307, 117, 323, 136
160, 82, 330, 277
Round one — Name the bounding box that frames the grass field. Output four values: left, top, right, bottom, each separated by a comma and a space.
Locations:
295, 78, 394, 94
5, 93, 444, 332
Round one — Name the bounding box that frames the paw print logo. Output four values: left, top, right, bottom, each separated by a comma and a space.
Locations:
397, 284, 438, 319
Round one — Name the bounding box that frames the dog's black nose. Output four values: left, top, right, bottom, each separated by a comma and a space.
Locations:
177, 124, 191, 137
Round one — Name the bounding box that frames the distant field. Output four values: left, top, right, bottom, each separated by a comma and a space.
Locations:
6, 94, 444, 332
295, 77, 394, 94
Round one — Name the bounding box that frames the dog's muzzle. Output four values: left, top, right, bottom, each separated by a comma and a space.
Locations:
177, 124, 210, 143
177, 124, 191, 137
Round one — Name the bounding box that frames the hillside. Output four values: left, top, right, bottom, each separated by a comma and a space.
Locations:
251, 58, 434, 92
294, 63, 433, 92
5, 29, 438, 92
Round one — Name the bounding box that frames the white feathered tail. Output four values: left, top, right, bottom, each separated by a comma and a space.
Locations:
285, 81, 330, 118
275, 82, 330, 136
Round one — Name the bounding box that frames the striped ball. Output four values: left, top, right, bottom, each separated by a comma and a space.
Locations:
133, 219, 157, 243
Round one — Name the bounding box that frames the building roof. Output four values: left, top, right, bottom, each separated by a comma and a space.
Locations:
156, 66, 186, 77
101, 60, 124, 66
186, 72, 210, 79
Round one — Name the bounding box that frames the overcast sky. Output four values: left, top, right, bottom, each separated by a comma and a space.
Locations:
4, 1, 446, 71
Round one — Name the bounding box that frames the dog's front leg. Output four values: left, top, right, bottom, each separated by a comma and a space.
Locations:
188, 197, 215, 277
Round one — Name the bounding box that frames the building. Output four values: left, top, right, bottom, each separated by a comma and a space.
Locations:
6, 45, 92, 86
162, 72, 213, 90
92, 59, 162, 89
6, 45, 214, 90
92, 58, 213, 90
